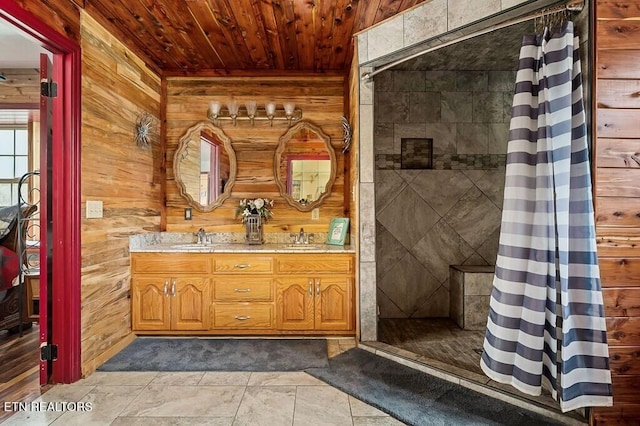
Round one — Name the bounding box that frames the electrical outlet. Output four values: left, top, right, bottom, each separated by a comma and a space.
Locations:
86, 200, 103, 219
311, 208, 320, 220
185, 208, 192, 220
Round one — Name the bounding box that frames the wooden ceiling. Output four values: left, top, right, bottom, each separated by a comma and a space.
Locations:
84, 0, 428, 75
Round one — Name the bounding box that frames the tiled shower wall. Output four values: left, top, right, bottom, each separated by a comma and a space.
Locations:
374, 70, 516, 318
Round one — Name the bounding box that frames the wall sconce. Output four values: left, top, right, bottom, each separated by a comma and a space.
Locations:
207, 100, 302, 126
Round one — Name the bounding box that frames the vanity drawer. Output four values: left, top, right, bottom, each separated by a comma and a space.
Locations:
131, 253, 211, 274
213, 278, 273, 301
212, 304, 274, 329
276, 255, 353, 274
213, 256, 273, 274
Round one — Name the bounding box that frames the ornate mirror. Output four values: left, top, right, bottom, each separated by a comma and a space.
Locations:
174, 121, 237, 212
274, 121, 336, 212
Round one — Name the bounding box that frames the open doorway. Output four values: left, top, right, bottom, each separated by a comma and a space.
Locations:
0, 17, 50, 407
0, 3, 82, 405
371, 3, 590, 416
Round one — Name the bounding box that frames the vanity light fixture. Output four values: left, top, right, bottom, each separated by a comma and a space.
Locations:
207, 99, 302, 127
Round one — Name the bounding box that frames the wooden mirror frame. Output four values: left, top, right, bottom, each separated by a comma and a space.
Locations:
174, 121, 237, 212
274, 120, 336, 212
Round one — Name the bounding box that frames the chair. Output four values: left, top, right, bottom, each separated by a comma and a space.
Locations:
0, 204, 37, 333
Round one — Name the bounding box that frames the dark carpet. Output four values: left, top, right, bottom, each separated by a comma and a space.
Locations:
99, 338, 328, 371
305, 348, 565, 426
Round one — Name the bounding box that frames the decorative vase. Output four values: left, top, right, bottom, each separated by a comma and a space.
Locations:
244, 214, 263, 245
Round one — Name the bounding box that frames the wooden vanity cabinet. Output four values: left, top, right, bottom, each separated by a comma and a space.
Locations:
211, 254, 275, 330
131, 254, 210, 331
131, 251, 354, 335
275, 254, 354, 332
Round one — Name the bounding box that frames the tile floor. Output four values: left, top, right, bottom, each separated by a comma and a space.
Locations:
3, 371, 405, 426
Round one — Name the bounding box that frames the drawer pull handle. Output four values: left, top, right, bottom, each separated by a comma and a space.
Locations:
171, 280, 176, 296
316, 279, 321, 296
234, 264, 251, 269
308, 279, 313, 296
163, 281, 168, 297
234, 288, 251, 293
235, 316, 251, 321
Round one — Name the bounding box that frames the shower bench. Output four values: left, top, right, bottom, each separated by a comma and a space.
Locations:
449, 265, 494, 331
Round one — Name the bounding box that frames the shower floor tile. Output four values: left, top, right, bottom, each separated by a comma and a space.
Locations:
378, 318, 560, 411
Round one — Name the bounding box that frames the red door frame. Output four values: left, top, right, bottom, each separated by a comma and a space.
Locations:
0, 3, 82, 383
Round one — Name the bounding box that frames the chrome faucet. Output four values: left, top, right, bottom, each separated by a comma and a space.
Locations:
196, 228, 206, 244
297, 228, 309, 244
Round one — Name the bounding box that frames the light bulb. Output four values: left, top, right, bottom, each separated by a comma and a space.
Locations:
246, 100, 258, 118
227, 100, 240, 117
227, 100, 239, 125
283, 102, 296, 117
265, 102, 276, 118
209, 100, 221, 120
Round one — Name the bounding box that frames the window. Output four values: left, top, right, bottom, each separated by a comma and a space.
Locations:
0, 127, 29, 205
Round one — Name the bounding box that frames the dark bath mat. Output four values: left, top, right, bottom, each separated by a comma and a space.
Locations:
99, 338, 329, 372
305, 348, 567, 426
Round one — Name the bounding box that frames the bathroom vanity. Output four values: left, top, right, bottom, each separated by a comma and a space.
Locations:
130, 240, 355, 336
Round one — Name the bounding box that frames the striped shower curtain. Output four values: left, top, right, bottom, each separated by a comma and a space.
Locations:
480, 21, 613, 412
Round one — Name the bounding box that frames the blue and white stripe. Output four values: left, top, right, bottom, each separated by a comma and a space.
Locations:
480, 21, 613, 413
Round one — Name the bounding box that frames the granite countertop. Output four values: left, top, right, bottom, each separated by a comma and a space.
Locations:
131, 242, 354, 253
129, 232, 354, 253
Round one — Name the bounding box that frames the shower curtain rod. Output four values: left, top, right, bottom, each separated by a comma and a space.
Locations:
360, 0, 584, 81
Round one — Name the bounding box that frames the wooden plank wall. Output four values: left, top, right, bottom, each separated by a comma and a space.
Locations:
593, 1, 640, 423
79, 12, 162, 376
0, 69, 39, 105
165, 75, 347, 234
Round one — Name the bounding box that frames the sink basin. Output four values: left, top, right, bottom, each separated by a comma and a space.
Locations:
282, 244, 323, 250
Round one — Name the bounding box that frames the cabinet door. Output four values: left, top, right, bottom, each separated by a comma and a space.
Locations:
132, 277, 171, 330
315, 277, 353, 331
276, 278, 314, 330
171, 277, 210, 330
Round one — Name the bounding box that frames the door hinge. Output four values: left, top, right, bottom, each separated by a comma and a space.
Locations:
40, 344, 58, 361
40, 80, 58, 98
